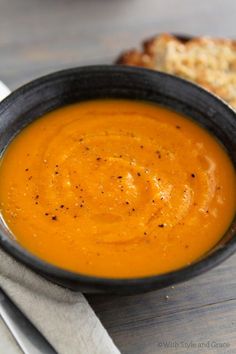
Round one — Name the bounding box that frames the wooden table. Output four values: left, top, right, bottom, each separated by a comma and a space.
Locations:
1, 0, 236, 352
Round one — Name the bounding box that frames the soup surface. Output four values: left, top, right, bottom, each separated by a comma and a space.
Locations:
0, 99, 235, 278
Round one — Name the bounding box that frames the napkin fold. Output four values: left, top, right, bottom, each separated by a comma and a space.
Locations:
0, 82, 120, 354
0, 249, 120, 354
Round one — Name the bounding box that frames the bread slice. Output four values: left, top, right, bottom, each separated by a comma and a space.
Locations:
117, 33, 236, 110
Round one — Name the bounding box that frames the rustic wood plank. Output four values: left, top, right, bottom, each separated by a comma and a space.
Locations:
87, 254, 236, 353
1, 0, 236, 89
0, 0, 236, 353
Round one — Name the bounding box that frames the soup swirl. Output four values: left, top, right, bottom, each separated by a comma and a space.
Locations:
0, 99, 235, 277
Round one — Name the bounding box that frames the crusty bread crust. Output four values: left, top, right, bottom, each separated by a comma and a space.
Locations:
117, 33, 236, 110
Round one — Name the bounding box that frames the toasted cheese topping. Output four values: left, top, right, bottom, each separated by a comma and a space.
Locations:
118, 33, 236, 110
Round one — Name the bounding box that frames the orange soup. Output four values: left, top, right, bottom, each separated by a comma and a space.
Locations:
0, 99, 235, 278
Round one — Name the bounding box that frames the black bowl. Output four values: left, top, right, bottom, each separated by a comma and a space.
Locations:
0, 65, 235, 294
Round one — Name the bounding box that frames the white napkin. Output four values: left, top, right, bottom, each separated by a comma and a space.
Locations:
0, 82, 120, 354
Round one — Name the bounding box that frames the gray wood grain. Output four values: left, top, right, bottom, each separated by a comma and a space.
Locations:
0, 0, 236, 353
87, 255, 236, 354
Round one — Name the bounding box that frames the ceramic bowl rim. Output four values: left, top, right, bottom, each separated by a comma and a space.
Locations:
0, 65, 235, 292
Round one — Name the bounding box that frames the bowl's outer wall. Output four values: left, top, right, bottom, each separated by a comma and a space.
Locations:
0, 66, 235, 294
